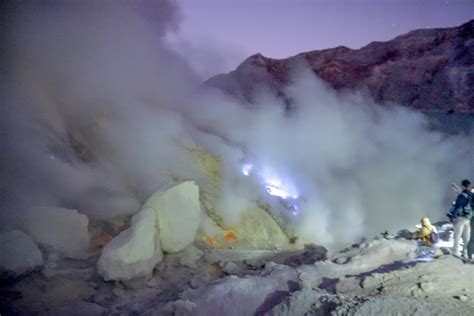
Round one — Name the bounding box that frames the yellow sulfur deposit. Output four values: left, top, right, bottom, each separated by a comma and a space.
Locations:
150, 145, 294, 251
199, 207, 292, 251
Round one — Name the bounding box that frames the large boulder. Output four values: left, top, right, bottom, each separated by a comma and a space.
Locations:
198, 206, 292, 251
21, 207, 89, 259
97, 208, 163, 281
232, 207, 291, 250
143, 181, 202, 253
185, 147, 222, 223
0, 230, 43, 279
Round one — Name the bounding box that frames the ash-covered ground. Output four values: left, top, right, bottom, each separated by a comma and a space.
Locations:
1, 221, 473, 316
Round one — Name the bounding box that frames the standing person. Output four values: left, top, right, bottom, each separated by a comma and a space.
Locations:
449, 179, 473, 258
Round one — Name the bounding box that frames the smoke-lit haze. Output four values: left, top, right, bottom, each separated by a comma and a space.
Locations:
1, 1, 472, 249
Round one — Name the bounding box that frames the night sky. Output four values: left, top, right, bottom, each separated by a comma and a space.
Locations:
168, 0, 474, 78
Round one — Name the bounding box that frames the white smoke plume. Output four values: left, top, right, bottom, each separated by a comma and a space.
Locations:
0, 0, 201, 221
193, 67, 473, 248
1, 1, 472, 250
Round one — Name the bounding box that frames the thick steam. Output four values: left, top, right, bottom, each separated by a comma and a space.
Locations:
1, 1, 472, 250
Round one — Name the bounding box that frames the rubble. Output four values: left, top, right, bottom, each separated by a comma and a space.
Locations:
3, 234, 474, 315
177, 245, 204, 269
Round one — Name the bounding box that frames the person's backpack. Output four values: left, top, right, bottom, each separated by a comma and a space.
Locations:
447, 202, 457, 222
447, 192, 472, 221
461, 193, 472, 216
428, 230, 439, 244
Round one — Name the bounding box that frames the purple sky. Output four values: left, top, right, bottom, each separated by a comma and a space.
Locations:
167, 0, 473, 78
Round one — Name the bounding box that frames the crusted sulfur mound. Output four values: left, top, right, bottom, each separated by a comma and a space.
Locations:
97, 208, 163, 281
199, 205, 292, 251
143, 181, 203, 253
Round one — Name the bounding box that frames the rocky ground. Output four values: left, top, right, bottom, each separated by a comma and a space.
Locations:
1, 225, 473, 316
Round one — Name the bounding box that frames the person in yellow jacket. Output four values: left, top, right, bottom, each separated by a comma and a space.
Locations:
412, 217, 437, 246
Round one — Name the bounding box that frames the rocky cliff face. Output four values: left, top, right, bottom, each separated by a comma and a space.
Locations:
207, 20, 473, 113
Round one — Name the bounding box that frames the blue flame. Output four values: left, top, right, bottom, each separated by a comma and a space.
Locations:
241, 162, 301, 216
291, 204, 299, 216
265, 183, 298, 199
261, 172, 298, 200
241, 163, 253, 176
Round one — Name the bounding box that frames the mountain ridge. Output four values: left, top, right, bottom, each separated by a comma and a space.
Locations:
207, 20, 474, 113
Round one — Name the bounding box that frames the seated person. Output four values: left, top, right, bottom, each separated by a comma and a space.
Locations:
412, 217, 438, 247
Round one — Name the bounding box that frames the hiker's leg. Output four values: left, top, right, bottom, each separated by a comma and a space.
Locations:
462, 219, 471, 258
468, 219, 474, 260
453, 219, 462, 256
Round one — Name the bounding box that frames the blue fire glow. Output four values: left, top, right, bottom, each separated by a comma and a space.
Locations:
241, 163, 301, 216
241, 163, 253, 176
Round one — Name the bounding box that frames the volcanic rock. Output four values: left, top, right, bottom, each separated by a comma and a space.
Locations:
0, 230, 43, 279
20, 207, 89, 259
208, 20, 474, 113
143, 181, 202, 253
97, 208, 163, 281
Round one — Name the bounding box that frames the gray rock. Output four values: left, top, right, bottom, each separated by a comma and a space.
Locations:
457, 294, 470, 302
122, 275, 151, 289
297, 271, 313, 290
47, 301, 107, 316
418, 274, 430, 282
361, 276, 378, 289
89, 282, 99, 289
0, 230, 43, 279
41, 266, 94, 280
396, 229, 413, 240
335, 277, 361, 293
174, 299, 196, 315
21, 207, 89, 260
222, 262, 240, 274
420, 281, 433, 293
335, 257, 348, 264
410, 284, 424, 297
147, 276, 160, 288
261, 244, 327, 268
189, 274, 210, 289
433, 249, 444, 258
265, 261, 277, 269
113, 287, 125, 297
178, 245, 204, 269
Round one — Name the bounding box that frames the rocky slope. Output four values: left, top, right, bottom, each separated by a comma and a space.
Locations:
207, 20, 474, 113
2, 227, 473, 315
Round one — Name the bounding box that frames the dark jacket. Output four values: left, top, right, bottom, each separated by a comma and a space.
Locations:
452, 189, 472, 219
